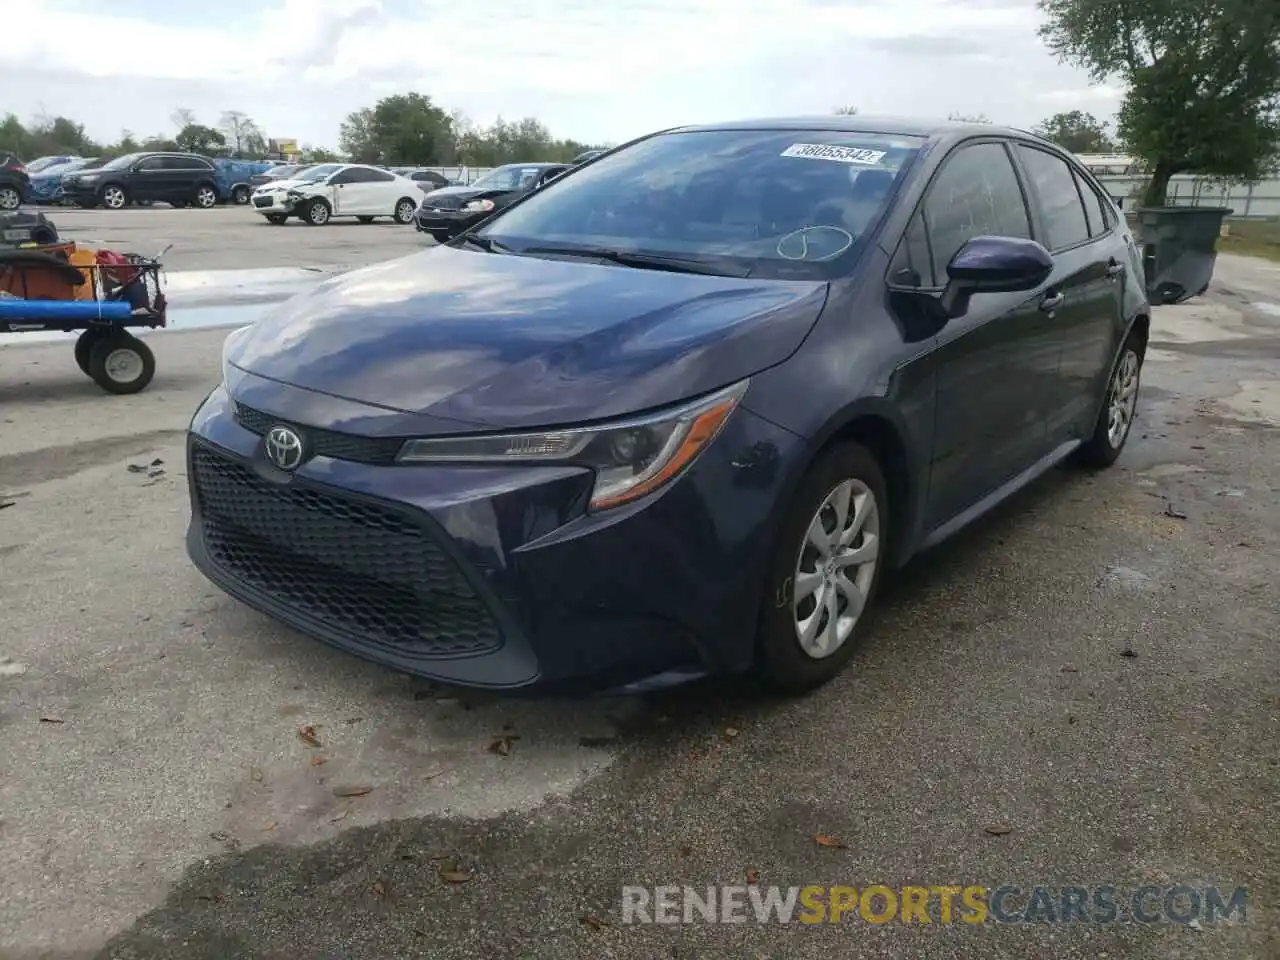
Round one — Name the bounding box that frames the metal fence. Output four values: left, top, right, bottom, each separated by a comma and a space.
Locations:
1095, 174, 1280, 219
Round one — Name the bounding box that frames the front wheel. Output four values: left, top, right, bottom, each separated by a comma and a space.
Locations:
753, 442, 889, 694
88, 332, 156, 395
393, 198, 417, 224
0, 185, 20, 210
1074, 334, 1144, 468
303, 198, 330, 226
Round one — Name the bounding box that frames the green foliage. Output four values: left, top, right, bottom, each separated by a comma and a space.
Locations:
1032, 110, 1116, 153
1037, 0, 1280, 205
175, 123, 225, 154
0, 96, 600, 170
833, 105, 859, 115
948, 113, 992, 124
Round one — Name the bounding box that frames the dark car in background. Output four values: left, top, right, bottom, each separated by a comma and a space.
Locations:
188, 116, 1149, 696
248, 163, 312, 188
63, 152, 222, 210
571, 149, 605, 165
413, 162, 569, 241
0, 153, 30, 211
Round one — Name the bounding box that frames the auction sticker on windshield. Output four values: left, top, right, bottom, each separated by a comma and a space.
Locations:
781, 143, 888, 165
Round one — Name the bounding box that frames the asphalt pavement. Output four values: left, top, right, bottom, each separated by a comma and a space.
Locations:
0, 211, 1277, 960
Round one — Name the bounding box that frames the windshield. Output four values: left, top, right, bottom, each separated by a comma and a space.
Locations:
267, 165, 304, 178
47, 158, 95, 175
295, 163, 341, 182
100, 153, 143, 171
472, 165, 546, 191
477, 129, 922, 280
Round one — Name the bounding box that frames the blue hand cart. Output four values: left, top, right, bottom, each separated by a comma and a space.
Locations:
0, 246, 168, 394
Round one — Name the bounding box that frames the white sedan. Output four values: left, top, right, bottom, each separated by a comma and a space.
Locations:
249, 163, 421, 226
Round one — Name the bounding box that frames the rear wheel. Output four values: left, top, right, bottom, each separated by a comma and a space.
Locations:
194, 184, 218, 208
394, 198, 417, 224
304, 198, 330, 226
754, 442, 889, 694
100, 184, 128, 210
88, 332, 155, 395
1074, 333, 1144, 468
0, 185, 20, 210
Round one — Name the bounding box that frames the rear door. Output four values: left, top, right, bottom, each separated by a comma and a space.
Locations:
359, 167, 399, 213
167, 155, 214, 201
1011, 144, 1120, 442
892, 139, 1064, 529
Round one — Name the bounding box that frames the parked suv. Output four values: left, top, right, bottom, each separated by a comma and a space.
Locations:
0, 153, 29, 211
62, 152, 221, 210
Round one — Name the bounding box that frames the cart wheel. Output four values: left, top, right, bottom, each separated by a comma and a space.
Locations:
88, 333, 156, 395
74, 329, 107, 376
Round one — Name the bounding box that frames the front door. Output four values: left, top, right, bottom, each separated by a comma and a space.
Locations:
902, 139, 1065, 530
130, 156, 177, 202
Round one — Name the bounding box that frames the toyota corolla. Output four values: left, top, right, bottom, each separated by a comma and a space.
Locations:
187, 116, 1149, 695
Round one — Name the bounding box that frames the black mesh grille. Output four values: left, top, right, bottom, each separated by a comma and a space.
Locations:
422, 195, 464, 211
192, 443, 502, 658
235, 403, 405, 466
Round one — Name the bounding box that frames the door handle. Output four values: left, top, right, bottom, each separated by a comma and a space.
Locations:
1106, 259, 1124, 278
1039, 291, 1065, 312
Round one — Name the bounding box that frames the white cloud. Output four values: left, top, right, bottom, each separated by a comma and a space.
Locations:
1, 0, 1115, 148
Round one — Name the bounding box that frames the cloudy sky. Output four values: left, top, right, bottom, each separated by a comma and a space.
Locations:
5, 0, 1122, 149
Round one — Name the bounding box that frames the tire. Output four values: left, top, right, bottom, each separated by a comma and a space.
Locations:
231, 185, 251, 205
264, 214, 287, 225
393, 198, 417, 224
753, 442, 889, 694
74, 329, 107, 375
1074, 333, 1144, 468
194, 184, 218, 208
87, 332, 156, 395
357, 215, 375, 223
304, 198, 331, 226
100, 184, 128, 210
0, 185, 20, 211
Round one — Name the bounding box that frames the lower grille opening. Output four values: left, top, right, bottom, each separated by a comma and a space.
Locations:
193, 444, 501, 658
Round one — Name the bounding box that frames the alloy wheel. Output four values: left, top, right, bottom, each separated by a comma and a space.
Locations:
0, 186, 19, 210
1106, 348, 1140, 448
102, 186, 126, 209
792, 478, 880, 659
196, 187, 217, 208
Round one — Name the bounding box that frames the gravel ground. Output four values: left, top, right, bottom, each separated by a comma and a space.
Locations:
0, 239, 1276, 959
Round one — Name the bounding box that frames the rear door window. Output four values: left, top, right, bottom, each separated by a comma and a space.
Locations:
1015, 145, 1091, 250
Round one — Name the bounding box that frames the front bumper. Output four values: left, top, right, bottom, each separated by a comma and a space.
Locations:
414, 208, 482, 236
185, 377, 800, 695
251, 191, 299, 215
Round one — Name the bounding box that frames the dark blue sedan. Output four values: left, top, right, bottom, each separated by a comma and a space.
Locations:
187, 116, 1150, 695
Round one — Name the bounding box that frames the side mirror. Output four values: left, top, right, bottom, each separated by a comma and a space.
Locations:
939, 236, 1053, 318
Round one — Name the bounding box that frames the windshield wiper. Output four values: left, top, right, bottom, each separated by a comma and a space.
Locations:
517, 245, 749, 277
451, 234, 510, 253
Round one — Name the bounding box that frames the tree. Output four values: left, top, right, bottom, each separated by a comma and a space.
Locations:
300, 144, 340, 163
175, 123, 226, 154
1033, 110, 1116, 153
368, 93, 454, 165
171, 107, 196, 131
219, 111, 265, 157
948, 112, 992, 124
339, 107, 377, 162
1038, 0, 1280, 206
833, 105, 859, 115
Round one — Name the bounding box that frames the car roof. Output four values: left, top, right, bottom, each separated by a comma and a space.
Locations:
670, 115, 1039, 145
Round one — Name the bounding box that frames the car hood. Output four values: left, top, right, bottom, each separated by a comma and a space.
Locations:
225, 245, 829, 431
255, 178, 319, 192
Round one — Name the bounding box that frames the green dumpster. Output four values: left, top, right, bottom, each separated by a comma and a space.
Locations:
1134, 206, 1232, 306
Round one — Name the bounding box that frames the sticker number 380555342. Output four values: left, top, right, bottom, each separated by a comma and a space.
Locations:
780, 143, 888, 165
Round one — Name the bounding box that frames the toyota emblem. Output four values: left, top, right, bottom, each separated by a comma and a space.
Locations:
264, 425, 305, 471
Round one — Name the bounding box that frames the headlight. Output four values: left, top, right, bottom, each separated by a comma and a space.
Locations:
79, 173, 99, 182
397, 380, 748, 511
462, 198, 495, 212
